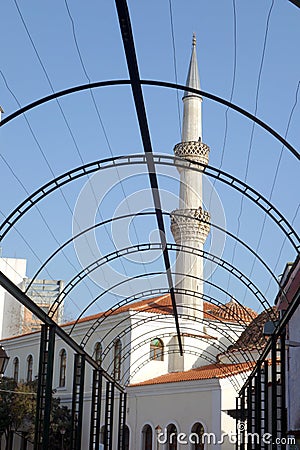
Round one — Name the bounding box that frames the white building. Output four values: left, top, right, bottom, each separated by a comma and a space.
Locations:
276, 259, 300, 447
1, 293, 258, 450
0, 257, 64, 339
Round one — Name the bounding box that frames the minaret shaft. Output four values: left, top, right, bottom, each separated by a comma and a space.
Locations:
182, 96, 202, 143
170, 35, 210, 320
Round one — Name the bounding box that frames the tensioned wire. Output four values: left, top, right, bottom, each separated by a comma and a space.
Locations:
0, 70, 99, 312
243, 80, 300, 307
63, 0, 153, 292
12, 0, 133, 296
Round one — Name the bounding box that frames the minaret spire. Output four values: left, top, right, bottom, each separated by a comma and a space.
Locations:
181, 33, 203, 143
170, 35, 210, 325
183, 33, 200, 98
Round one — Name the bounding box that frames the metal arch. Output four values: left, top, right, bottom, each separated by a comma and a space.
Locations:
49, 242, 274, 319
0, 81, 298, 161
79, 278, 264, 352
125, 348, 244, 392
0, 270, 124, 392
26, 210, 282, 297
128, 349, 244, 392
120, 340, 247, 393
125, 347, 248, 393
239, 257, 300, 393
288, 0, 300, 7
110, 326, 249, 392
102, 315, 254, 373
121, 332, 251, 391
77, 275, 263, 348
1, 155, 298, 252
76, 281, 257, 345
99, 306, 258, 368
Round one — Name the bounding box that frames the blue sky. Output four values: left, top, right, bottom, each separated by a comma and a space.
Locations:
0, 0, 299, 321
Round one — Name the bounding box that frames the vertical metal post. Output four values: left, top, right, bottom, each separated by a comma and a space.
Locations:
247, 378, 253, 450
71, 353, 86, 450
236, 396, 239, 450
240, 388, 246, 450
254, 364, 261, 450
34, 324, 55, 450
271, 335, 277, 450
263, 360, 269, 450
89, 369, 103, 450
118, 392, 127, 450
280, 332, 287, 449
104, 381, 115, 450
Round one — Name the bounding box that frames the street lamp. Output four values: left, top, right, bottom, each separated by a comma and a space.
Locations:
60, 427, 66, 450
0, 345, 9, 375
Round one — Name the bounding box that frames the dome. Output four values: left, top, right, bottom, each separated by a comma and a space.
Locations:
227, 306, 279, 352
205, 298, 257, 325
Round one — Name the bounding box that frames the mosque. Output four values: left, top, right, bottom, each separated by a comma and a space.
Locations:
0, 37, 270, 450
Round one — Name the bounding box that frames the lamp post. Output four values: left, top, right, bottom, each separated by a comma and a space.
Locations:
0, 345, 9, 376
60, 427, 66, 450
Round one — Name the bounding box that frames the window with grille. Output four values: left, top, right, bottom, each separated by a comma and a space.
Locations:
113, 339, 122, 381
59, 349, 67, 387
26, 355, 33, 382
142, 424, 153, 450
150, 338, 164, 361
13, 357, 19, 382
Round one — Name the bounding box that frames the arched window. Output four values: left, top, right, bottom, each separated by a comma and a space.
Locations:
13, 357, 19, 382
26, 355, 33, 382
191, 422, 204, 450
123, 425, 130, 450
94, 342, 102, 365
59, 349, 67, 387
113, 339, 122, 381
167, 424, 177, 450
142, 424, 153, 450
150, 338, 164, 361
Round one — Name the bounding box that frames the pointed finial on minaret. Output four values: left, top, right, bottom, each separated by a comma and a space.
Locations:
192, 32, 196, 47
183, 33, 200, 99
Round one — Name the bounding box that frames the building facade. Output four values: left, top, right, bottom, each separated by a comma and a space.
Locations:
0, 257, 64, 339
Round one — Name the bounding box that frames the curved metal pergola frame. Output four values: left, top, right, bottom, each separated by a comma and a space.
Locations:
124, 346, 251, 392
78, 275, 265, 349
100, 314, 255, 392
48, 242, 274, 319
120, 330, 253, 389
0, 80, 298, 162
99, 306, 256, 368
0, 1, 298, 437
0, 155, 298, 253
119, 339, 246, 392
25, 211, 282, 298
0, 36, 298, 392
72, 281, 257, 341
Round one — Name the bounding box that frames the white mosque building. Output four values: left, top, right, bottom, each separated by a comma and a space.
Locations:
0, 37, 268, 450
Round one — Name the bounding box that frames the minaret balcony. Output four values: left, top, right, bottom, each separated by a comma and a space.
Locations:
170, 207, 210, 245
174, 141, 210, 167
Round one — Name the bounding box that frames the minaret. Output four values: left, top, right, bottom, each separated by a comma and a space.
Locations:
170, 34, 210, 320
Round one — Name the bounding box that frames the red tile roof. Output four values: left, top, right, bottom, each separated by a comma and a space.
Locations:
221, 307, 279, 354
65, 294, 256, 326
130, 362, 256, 386
0, 294, 257, 341
205, 298, 257, 324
